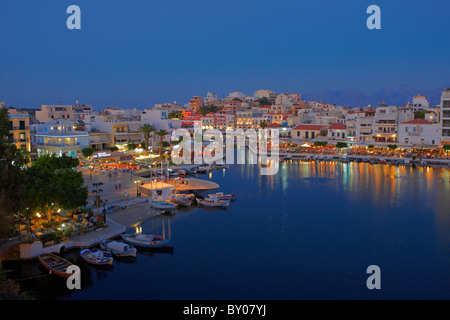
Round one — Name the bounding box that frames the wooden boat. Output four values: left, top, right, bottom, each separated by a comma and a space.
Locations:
171, 194, 195, 206
196, 196, 230, 207
149, 199, 176, 210
80, 248, 113, 266
38, 253, 74, 278
100, 240, 137, 258
207, 192, 237, 201
121, 233, 172, 248
177, 169, 187, 176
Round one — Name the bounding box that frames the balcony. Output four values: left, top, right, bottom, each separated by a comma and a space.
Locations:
374, 130, 397, 134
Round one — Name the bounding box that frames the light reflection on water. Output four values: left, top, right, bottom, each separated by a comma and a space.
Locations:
7, 158, 450, 300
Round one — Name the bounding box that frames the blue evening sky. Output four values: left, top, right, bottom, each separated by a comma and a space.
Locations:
0, 0, 449, 108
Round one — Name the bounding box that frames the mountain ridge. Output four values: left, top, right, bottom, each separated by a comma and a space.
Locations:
303, 85, 449, 108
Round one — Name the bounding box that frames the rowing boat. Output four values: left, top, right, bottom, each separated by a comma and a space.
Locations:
38, 253, 74, 278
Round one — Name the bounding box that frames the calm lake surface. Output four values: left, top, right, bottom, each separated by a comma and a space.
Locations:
6, 158, 450, 300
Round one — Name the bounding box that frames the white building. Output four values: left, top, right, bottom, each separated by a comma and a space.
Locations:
441, 88, 450, 145
405, 94, 431, 111
31, 120, 89, 157
204, 92, 218, 104
373, 105, 398, 143
398, 119, 441, 147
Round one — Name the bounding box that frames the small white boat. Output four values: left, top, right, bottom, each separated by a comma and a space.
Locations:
121, 233, 172, 248
149, 199, 176, 210
80, 248, 113, 266
207, 192, 237, 201
171, 194, 195, 206
196, 196, 230, 207
100, 240, 137, 258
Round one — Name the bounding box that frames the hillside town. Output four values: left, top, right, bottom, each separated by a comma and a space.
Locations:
3, 88, 450, 160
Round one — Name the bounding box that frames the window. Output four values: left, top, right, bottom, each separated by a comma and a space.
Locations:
305, 131, 309, 139
19, 121, 25, 130
405, 127, 408, 132
297, 131, 300, 137
405, 138, 409, 143
312, 132, 315, 139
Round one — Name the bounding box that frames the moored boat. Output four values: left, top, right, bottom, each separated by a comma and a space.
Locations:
121, 233, 172, 248
38, 253, 74, 278
80, 248, 113, 266
149, 199, 176, 210
196, 196, 230, 207
207, 192, 237, 201
171, 194, 195, 206
100, 240, 137, 258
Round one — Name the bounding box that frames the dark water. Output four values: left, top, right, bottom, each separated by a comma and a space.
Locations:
5, 159, 450, 299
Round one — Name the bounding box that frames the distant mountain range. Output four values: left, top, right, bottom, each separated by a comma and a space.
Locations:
302, 85, 449, 108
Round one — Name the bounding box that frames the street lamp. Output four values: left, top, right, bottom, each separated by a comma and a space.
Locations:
92, 182, 104, 218
134, 180, 141, 197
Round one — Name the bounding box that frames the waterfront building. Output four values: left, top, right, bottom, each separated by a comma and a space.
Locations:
373, 104, 398, 143
235, 111, 263, 130
90, 114, 143, 150
398, 119, 441, 147
88, 130, 111, 151
7, 108, 31, 152
441, 88, 450, 146
354, 110, 375, 143
31, 119, 89, 157
35, 104, 74, 123
292, 124, 327, 140
327, 123, 347, 141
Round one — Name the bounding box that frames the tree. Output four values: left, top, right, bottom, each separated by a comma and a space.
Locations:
336, 142, 348, 149
154, 129, 169, 157
414, 110, 427, 120
81, 147, 94, 159
314, 141, 328, 147
387, 144, 398, 151
0, 108, 29, 237
367, 144, 375, 150
260, 121, 268, 129
444, 145, 450, 159
24, 155, 88, 221
256, 97, 272, 106
109, 146, 119, 152
127, 142, 137, 150
138, 124, 156, 151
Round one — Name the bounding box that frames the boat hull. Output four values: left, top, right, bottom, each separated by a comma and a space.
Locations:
38, 253, 74, 278
100, 240, 137, 258
80, 249, 113, 266
121, 234, 173, 249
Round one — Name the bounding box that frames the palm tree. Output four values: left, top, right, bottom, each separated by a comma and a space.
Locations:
154, 129, 169, 157
138, 124, 156, 152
